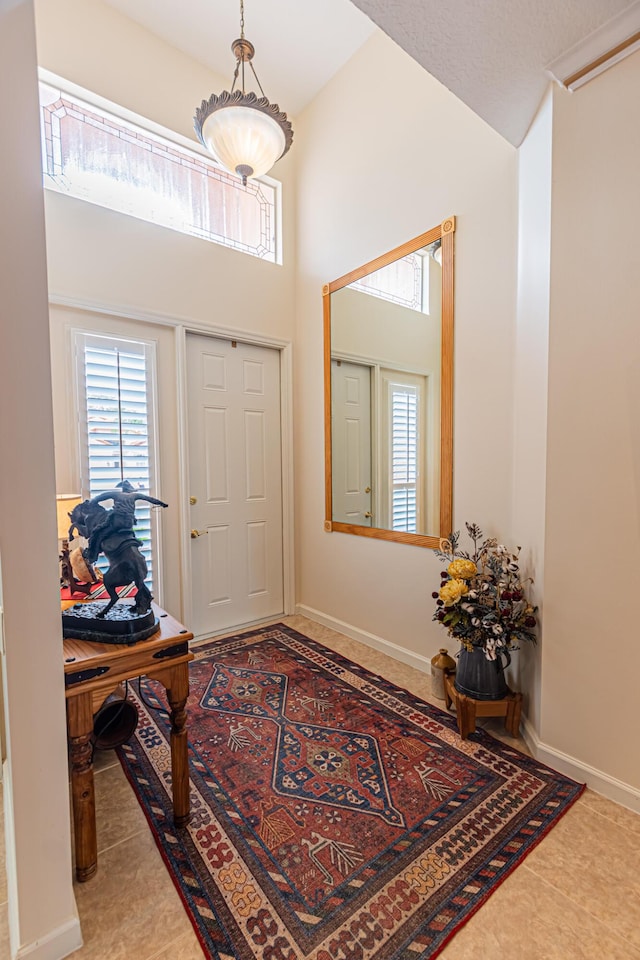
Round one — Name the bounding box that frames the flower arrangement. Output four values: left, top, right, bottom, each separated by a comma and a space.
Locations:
433, 523, 537, 661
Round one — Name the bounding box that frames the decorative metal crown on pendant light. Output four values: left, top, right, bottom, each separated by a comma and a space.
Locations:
194, 0, 293, 185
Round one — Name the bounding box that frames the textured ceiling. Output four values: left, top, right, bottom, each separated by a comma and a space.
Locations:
350, 0, 639, 144
102, 0, 640, 145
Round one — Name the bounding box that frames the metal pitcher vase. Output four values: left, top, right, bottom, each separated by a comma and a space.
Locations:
454, 645, 510, 701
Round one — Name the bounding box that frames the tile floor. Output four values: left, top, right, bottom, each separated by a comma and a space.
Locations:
1, 615, 639, 959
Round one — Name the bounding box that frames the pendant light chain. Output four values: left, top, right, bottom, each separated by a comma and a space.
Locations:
193, 0, 294, 184
239, 0, 246, 92
229, 0, 266, 97
231, 58, 241, 94
248, 60, 266, 99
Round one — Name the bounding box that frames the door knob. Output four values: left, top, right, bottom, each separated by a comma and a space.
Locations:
189, 496, 197, 505
365, 486, 371, 494
364, 511, 372, 519
191, 528, 208, 539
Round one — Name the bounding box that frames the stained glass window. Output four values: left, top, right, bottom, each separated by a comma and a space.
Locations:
39, 83, 279, 262
351, 254, 425, 311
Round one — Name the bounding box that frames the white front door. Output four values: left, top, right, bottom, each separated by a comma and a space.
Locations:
186, 333, 284, 637
331, 359, 373, 525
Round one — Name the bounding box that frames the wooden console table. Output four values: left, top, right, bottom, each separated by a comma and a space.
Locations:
63, 604, 194, 881
444, 670, 522, 740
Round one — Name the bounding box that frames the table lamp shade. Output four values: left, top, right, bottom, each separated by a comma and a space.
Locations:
56, 494, 82, 540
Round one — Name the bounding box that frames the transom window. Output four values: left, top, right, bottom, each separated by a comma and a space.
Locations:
39, 79, 279, 262
351, 254, 428, 312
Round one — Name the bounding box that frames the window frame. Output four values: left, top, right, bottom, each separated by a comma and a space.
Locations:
38, 68, 283, 265
379, 368, 428, 533
350, 252, 427, 313
73, 329, 163, 601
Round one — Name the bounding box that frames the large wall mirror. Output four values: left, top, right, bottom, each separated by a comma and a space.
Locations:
324, 217, 454, 548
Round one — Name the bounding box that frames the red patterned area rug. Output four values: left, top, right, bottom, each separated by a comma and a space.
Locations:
61, 580, 137, 602
118, 623, 584, 960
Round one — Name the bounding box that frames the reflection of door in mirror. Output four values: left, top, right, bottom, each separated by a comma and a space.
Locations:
331, 359, 372, 526
324, 217, 454, 549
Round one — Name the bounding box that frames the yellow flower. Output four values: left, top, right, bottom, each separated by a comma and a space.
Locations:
439, 578, 469, 606
447, 558, 477, 580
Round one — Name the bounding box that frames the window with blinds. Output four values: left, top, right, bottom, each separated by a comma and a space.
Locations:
391, 385, 419, 532
75, 332, 158, 588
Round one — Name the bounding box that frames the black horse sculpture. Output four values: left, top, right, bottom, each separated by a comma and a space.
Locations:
68, 482, 168, 618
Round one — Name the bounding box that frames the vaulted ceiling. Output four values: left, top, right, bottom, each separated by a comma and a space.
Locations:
102, 0, 376, 116
350, 0, 640, 144
103, 0, 640, 145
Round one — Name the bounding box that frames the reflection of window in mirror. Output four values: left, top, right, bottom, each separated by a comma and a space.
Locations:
349, 244, 440, 315
324, 217, 454, 548
380, 371, 426, 534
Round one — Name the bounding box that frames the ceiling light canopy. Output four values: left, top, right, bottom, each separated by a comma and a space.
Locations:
194, 0, 293, 185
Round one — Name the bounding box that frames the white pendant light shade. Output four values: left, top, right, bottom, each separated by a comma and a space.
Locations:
194, 3, 293, 186
201, 103, 286, 181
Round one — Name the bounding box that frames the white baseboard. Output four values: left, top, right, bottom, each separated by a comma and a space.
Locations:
296, 605, 640, 816
520, 716, 640, 814
295, 604, 432, 675
14, 916, 82, 960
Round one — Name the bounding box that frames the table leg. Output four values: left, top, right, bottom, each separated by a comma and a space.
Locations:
505, 692, 523, 737
67, 693, 97, 882
457, 691, 477, 739
444, 672, 453, 710
167, 664, 191, 828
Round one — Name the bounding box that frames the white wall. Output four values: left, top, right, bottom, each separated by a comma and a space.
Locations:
541, 52, 640, 794
35, 0, 296, 333
0, 2, 81, 957
35, 0, 640, 811
294, 31, 518, 662
35, 0, 297, 621
331, 285, 441, 373
511, 89, 553, 734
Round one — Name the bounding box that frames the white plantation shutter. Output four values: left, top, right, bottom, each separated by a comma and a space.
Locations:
75, 333, 158, 589
391, 385, 418, 532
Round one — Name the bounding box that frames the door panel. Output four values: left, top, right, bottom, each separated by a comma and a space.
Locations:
244, 409, 267, 499
331, 360, 372, 525
204, 407, 228, 501
187, 334, 283, 636
207, 525, 231, 605
247, 521, 268, 595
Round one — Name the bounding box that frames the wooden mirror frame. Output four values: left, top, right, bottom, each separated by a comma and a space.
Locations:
323, 216, 454, 548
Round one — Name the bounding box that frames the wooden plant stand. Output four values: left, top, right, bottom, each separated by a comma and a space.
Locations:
444, 670, 522, 740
